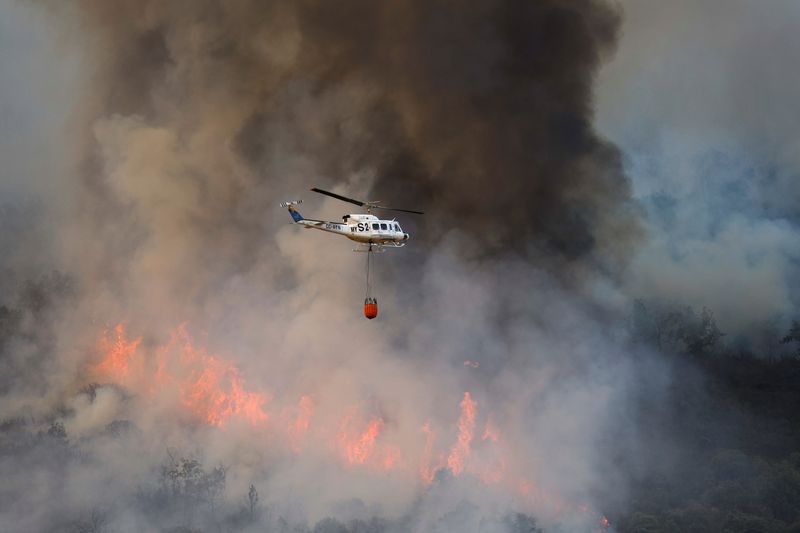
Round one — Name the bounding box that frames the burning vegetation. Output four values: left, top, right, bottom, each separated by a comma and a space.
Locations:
89, 323, 604, 523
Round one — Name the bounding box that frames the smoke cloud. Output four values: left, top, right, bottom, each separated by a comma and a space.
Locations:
0, 1, 668, 531
596, 0, 800, 348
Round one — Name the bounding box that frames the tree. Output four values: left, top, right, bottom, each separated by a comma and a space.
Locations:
248, 484, 259, 520
782, 321, 800, 357
629, 301, 722, 357
47, 421, 67, 440
159, 453, 227, 527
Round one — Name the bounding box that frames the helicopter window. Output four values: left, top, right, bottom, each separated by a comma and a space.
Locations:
380, 223, 388, 230
394, 224, 400, 232
372, 223, 379, 230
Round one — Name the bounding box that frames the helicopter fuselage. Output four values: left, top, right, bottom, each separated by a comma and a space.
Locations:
289, 208, 409, 246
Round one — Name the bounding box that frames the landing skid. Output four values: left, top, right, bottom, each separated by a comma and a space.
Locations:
352, 243, 405, 252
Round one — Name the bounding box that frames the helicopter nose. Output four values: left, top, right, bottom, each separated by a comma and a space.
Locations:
403, 233, 409, 241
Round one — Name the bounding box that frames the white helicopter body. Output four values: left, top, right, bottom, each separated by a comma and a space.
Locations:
286, 208, 409, 247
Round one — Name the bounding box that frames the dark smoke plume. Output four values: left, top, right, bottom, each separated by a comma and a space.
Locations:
70, 0, 639, 275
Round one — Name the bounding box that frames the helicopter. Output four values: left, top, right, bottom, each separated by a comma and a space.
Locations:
280, 188, 424, 251
281, 188, 424, 319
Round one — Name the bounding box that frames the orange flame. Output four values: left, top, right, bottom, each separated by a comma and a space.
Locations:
92, 323, 141, 383
420, 421, 447, 484
90, 323, 609, 526
340, 415, 384, 465
181, 355, 269, 426
93, 323, 269, 427
447, 391, 476, 475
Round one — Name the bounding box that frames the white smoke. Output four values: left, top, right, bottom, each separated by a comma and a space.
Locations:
596, 0, 800, 348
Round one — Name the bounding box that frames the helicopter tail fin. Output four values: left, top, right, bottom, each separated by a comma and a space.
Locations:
280, 200, 304, 222
289, 208, 303, 222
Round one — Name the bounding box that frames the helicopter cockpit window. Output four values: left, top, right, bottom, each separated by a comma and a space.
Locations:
380, 223, 388, 230
372, 223, 379, 230
394, 224, 400, 232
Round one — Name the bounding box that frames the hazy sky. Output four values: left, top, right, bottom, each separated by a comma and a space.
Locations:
595, 0, 800, 344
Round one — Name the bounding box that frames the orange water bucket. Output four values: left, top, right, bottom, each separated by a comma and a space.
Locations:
364, 298, 378, 319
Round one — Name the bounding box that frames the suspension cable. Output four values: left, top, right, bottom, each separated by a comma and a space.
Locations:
364, 246, 372, 300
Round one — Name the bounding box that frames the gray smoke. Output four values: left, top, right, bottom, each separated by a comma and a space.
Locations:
0, 1, 672, 532
596, 0, 800, 349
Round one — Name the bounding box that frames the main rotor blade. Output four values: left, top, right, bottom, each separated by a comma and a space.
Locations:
310, 187, 365, 207
311, 187, 424, 214
376, 206, 425, 215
